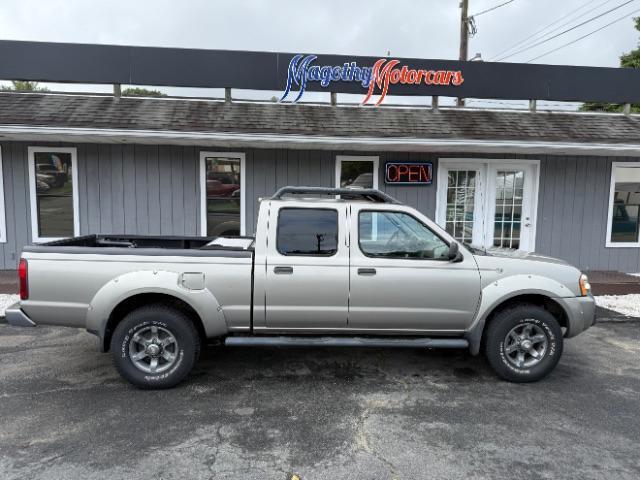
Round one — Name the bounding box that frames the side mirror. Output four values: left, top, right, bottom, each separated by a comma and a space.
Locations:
448, 242, 463, 262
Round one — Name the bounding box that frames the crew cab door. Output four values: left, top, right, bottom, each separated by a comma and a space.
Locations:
264, 205, 349, 329
348, 205, 481, 332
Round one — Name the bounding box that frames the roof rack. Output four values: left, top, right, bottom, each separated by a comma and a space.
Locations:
270, 186, 402, 204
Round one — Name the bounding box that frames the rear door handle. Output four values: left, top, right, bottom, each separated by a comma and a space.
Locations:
273, 266, 293, 275
358, 268, 376, 276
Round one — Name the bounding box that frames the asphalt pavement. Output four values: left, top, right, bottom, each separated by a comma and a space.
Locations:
0, 318, 638, 480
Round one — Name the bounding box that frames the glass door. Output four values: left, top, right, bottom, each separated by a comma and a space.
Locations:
437, 161, 538, 252
486, 165, 537, 251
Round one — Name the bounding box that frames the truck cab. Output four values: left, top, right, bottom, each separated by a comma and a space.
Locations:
252, 193, 481, 334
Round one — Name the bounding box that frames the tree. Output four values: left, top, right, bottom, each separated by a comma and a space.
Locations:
581, 17, 640, 113
122, 87, 166, 97
0, 80, 49, 92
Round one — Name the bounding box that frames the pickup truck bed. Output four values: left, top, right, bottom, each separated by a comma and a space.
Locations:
35, 233, 255, 251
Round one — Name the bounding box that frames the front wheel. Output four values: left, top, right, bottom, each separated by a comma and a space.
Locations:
484, 304, 563, 383
110, 304, 201, 389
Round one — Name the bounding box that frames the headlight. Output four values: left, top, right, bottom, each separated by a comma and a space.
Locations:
579, 274, 591, 296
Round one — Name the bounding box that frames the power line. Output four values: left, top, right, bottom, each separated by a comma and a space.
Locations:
489, 0, 604, 60
470, 0, 516, 17
526, 7, 640, 62
496, 0, 636, 61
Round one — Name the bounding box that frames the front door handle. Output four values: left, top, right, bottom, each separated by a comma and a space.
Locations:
273, 266, 294, 275
358, 268, 376, 276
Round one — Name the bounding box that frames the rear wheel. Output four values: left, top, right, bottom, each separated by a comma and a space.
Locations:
484, 304, 563, 383
110, 304, 200, 389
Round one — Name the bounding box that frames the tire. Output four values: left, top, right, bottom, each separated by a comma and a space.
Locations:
484, 303, 563, 383
110, 304, 201, 389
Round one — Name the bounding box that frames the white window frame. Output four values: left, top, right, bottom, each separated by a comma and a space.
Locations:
0, 147, 6, 243
435, 158, 540, 251
606, 161, 640, 248
335, 155, 379, 189
28, 146, 80, 243
199, 151, 246, 237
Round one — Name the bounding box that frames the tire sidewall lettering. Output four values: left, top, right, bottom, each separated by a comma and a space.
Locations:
498, 317, 556, 375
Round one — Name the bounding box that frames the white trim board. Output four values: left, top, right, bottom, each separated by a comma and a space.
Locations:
199, 151, 246, 237
27, 146, 80, 243
335, 155, 379, 189
4, 125, 640, 157
0, 147, 6, 243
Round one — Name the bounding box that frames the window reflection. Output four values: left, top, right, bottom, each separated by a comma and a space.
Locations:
205, 156, 241, 236
611, 166, 640, 243
277, 208, 338, 256
340, 161, 374, 189
360, 211, 449, 260
34, 152, 74, 238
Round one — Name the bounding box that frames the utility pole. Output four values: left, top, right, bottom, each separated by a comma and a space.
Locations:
458, 0, 469, 107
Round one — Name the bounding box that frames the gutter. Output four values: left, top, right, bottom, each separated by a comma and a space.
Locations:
1, 124, 640, 157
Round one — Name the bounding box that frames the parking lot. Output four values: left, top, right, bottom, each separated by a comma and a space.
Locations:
1, 314, 639, 480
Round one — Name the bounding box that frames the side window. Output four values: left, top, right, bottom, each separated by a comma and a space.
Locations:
359, 211, 449, 260
277, 208, 338, 256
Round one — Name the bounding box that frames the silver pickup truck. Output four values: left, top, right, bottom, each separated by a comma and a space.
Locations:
6, 187, 596, 388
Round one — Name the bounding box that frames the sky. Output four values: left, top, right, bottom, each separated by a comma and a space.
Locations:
0, 0, 638, 108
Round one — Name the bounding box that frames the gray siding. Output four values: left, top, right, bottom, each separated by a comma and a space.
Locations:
75, 144, 201, 237
1, 140, 639, 271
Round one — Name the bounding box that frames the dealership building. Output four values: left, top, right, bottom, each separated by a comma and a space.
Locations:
1, 40, 640, 271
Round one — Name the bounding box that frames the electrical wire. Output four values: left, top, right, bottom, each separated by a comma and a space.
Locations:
489, 0, 604, 60
495, 0, 636, 61
526, 7, 640, 62
470, 0, 516, 17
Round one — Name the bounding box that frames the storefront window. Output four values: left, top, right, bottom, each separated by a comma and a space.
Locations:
29, 147, 78, 241
203, 154, 243, 237
336, 156, 378, 189
608, 165, 640, 244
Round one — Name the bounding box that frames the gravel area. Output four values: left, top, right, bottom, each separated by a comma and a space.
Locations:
0, 294, 19, 316
595, 294, 640, 318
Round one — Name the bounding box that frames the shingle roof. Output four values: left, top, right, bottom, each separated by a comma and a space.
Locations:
1, 92, 639, 144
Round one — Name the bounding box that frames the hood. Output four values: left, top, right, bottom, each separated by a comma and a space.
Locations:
474, 247, 569, 266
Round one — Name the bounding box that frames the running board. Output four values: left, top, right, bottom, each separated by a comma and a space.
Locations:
224, 336, 468, 349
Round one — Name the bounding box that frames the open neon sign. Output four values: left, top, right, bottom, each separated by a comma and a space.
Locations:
385, 162, 433, 185
280, 54, 464, 106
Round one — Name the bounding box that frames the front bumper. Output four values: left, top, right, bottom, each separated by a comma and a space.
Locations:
559, 295, 596, 338
4, 302, 36, 327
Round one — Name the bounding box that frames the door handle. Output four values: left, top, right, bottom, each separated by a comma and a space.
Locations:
273, 266, 293, 275
358, 268, 377, 275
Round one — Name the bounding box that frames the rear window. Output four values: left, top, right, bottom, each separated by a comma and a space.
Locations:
277, 208, 338, 256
